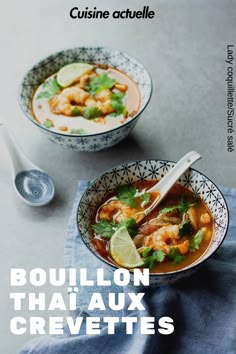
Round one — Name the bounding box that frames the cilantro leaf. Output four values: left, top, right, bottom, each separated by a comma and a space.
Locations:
109, 112, 121, 117
71, 107, 81, 116
160, 198, 195, 215
111, 92, 125, 100
110, 92, 126, 116
153, 250, 166, 262
142, 247, 153, 257
88, 73, 116, 95
37, 77, 61, 100
189, 230, 204, 252
179, 219, 194, 236
116, 184, 137, 208
70, 128, 86, 135
111, 100, 126, 115
43, 119, 54, 129
142, 249, 166, 269
92, 217, 138, 239
92, 219, 116, 238
159, 206, 179, 214
167, 248, 186, 264
178, 201, 194, 214
140, 192, 150, 206
83, 106, 102, 119
119, 217, 138, 238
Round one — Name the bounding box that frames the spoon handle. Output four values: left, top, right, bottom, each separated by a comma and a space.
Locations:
0, 123, 33, 175
146, 151, 201, 211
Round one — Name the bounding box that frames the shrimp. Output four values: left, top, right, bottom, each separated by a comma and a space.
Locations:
49, 87, 89, 116
78, 74, 90, 89
200, 212, 211, 224
187, 207, 198, 229
78, 72, 97, 89
85, 98, 97, 107
48, 95, 72, 115
143, 224, 189, 255
61, 87, 89, 103
96, 99, 114, 114
172, 240, 189, 254
84, 91, 114, 115
84, 94, 114, 115
98, 199, 144, 223
96, 89, 111, 102
137, 215, 181, 236
144, 225, 180, 253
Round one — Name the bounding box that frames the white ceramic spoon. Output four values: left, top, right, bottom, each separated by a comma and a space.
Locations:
142, 151, 201, 218
0, 122, 55, 206
96, 151, 201, 223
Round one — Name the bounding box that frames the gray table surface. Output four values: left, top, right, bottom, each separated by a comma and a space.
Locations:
0, 0, 236, 353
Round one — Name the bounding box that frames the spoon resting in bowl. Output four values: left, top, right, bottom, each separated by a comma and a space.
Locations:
96, 151, 201, 223
0, 121, 55, 206
142, 151, 201, 218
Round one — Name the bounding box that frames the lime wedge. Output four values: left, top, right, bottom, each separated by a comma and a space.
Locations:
110, 226, 143, 268
57, 63, 94, 88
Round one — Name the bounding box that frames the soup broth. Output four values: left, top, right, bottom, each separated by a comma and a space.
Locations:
91, 181, 214, 273
32, 63, 141, 135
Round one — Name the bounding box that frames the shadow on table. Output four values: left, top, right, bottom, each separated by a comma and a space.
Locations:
13, 191, 64, 220
71, 132, 165, 168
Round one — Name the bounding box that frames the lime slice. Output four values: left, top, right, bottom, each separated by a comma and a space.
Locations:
57, 63, 94, 87
110, 226, 143, 268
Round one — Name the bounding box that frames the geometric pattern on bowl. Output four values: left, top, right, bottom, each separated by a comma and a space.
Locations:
77, 160, 229, 286
19, 47, 152, 152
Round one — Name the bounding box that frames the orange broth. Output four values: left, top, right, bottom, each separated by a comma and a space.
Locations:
91, 180, 214, 273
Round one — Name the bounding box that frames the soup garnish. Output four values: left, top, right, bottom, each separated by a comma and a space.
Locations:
91, 181, 213, 272
32, 63, 141, 135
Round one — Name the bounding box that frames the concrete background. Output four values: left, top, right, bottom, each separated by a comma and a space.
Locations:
0, 0, 235, 352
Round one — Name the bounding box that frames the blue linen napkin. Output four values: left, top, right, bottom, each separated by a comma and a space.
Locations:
19, 182, 236, 354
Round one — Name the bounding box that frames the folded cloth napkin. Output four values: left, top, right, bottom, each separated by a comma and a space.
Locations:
19, 182, 236, 354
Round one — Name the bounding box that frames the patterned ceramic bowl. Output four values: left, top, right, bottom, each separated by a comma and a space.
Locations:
19, 47, 152, 152
77, 159, 229, 286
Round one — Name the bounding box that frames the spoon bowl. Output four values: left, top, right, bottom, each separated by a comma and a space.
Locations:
0, 121, 55, 206
15, 170, 55, 206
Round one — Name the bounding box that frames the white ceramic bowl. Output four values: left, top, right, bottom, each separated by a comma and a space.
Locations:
77, 159, 229, 286
19, 47, 152, 152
